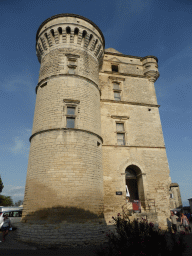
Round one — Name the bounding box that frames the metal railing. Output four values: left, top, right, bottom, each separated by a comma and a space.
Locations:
122, 198, 156, 217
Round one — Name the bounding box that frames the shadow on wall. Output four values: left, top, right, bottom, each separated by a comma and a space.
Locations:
22, 206, 105, 224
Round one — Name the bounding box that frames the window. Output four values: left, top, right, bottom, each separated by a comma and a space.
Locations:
112, 81, 121, 101
117, 133, 125, 145
116, 123, 125, 145
113, 82, 120, 90
67, 118, 75, 128
66, 106, 76, 128
170, 193, 173, 199
67, 107, 75, 115
3, 212, 10, 217
66, 54, 80, 75
68, 59, 76, 66
68, 67, 75, 74
114, 92, 121, 101
112, 65, 118, 72
116, 123, 124, 132
68, 58, 77, 74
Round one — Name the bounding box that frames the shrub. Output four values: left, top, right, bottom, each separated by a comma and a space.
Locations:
97, 213, 188, 256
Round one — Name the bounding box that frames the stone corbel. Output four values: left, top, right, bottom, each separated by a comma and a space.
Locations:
144, 70, 160, 82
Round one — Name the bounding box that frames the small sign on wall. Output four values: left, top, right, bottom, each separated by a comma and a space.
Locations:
116, 191, 122, 195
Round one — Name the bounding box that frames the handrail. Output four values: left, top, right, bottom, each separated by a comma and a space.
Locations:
122, 198, 156, 216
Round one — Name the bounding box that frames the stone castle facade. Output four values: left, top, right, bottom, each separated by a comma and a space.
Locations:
20, 14, 173, 246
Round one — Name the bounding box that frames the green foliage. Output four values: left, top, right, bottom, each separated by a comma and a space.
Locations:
0, 176, 4, 193
97, 213, 188, 256
0, 195, 14, 206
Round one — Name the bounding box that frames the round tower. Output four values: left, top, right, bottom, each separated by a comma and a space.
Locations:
21, 14, 106, 246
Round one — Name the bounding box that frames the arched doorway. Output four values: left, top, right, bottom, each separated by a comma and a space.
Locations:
125, 166, 139, 202
125, 165, 145, 203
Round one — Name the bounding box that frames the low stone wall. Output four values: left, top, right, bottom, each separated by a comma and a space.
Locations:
15, 212, 166, 247
133, 212, 158, 222
16, 220, 109, 247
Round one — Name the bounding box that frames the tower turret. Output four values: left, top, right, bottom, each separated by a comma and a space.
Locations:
142, 56, 160, 82
21, 14, 106, 246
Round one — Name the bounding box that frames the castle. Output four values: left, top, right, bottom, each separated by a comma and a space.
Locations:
20, 13, 173, 246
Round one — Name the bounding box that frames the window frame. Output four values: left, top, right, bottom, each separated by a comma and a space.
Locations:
116, 122, 126, 146
112, 81, 121, 101
111, 65, 119, 72
66, 54, 80, 75
114, 91, 121, 101
66, 105, 76, 128
113, 81, 120, 90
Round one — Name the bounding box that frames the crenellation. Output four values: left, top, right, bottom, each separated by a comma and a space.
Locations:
40, 37, 48, 50
54, 29, 60, 44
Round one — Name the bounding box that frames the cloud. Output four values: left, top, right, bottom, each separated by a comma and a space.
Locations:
10, 128, 31, 156
11, 137, 28, 155
2, 185, 25, 202
0, 72, 36, 107
0, 127, 31, 157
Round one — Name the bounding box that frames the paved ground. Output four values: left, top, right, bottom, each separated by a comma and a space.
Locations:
0, 229, 104, 256
0, 223, 192, 256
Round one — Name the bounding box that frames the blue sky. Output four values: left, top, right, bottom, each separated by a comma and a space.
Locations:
0, 0, 191, 206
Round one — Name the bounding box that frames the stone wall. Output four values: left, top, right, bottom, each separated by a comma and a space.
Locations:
100, 50, 171, 229
16, 220, 108, 247
23, 14, 105, 233
21, 14, 173, 246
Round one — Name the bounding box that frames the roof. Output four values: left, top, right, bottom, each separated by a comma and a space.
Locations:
105, 48, 122, 54
170, 183, 179, 187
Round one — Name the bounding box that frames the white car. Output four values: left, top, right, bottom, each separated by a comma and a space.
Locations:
0, 207, 23, 229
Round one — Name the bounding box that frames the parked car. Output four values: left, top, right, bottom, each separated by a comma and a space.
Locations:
0, 206, 23, 229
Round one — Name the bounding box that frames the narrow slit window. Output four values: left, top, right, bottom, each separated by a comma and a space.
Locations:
74, 28, 79, 35
112, 65, 118, 72
114, 92, 121, 101
66, 27, 71, 34
58, 27, 62, 35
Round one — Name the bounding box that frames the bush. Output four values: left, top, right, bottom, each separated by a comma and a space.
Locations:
97, 213, 188, 256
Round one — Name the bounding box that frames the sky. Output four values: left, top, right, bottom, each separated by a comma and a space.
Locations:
0, 0, 191, 206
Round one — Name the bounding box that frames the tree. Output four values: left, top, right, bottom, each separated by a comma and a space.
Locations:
0, 195, 13, 206
14, 200, 23, 206
0, 176, 4, 193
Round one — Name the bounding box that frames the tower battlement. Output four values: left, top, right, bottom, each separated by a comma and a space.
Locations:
36, 14, 105, 67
